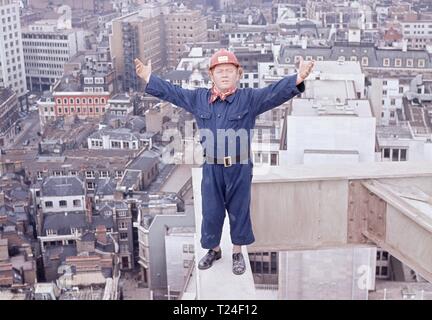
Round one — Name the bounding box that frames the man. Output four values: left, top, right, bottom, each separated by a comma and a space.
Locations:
135, 49, 314, 275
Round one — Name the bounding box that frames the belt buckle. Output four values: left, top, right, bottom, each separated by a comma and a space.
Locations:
223, 156, 232, 167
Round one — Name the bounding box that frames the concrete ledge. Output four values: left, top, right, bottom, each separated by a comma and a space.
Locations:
252, 161, 432, 183
192, 168, 256, 300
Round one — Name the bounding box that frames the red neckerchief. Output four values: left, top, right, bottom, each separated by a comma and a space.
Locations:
209, 85, 237, 104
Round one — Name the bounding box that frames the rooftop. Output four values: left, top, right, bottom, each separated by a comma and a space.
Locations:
41, 176, 85, 197
291, 97, 373, 118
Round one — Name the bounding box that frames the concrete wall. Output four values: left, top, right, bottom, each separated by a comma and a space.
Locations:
40, 195, 86, 214
164, 233, 194, 294
285, 116, 376, 164
146, 205, 195, 294
278, 246, 376, 299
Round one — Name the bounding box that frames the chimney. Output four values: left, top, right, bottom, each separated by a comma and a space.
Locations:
0, 191, 5, 206
85, 197, 93, 224
95, 225, 108, 245
301, 37, 307, 50
402, 39, 408, 52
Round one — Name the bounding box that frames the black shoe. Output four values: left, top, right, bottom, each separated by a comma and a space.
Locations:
198, 249, 222, 270
232, 253, 246, 275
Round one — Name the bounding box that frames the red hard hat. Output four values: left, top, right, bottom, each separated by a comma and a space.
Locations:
209, 49, 240, 70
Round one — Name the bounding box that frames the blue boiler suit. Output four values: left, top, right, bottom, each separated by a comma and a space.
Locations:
145, 73, 305, 249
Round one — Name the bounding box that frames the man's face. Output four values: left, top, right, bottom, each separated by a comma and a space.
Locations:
209, 63, 242, 92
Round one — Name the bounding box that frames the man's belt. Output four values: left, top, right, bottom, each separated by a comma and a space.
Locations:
204, 153, 251, 167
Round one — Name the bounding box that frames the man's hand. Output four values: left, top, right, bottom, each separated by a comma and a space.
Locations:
135, 58, 151, 83
296, 57, 315, 85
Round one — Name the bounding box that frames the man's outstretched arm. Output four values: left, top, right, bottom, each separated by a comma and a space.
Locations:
250, 57, 315, 116
135, 58, 197, 114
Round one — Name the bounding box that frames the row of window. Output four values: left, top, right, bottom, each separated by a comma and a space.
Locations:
254, 152, 279, 166
44, 199, 82, 208
2, 31, 17, 40
84, 77, 105, 84
404, 31, 432, 35
182, 244, 194, 253
56, 97, 106, 105
3, 39, 19, 48
24, 55, 68, 62
2, 46, 19, 57
23, 41, 69, 47
110, 141, 137, 149
239, 82, 259, 88
45, 227, 114, 236
23, 34, 68, 40
37, 170, 123, 179
244, 74, 259, 79
1, 15, 17, 24
25, 62, 63, 69
289, 55, 426, 68
382, 147, 407, 161
84, 87, 106, 93
403, 24, 432, 28
57, 106, 106, 114
24, 48, 69, 54
0, 6, 16, 15
27, 69, 62, 76
383, 57, 425, 68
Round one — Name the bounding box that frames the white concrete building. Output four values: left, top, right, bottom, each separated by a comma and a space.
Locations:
369, 78, 406, 126
285, 79, 376, 165
400, 20, 432, 50
22, 20, 86, 92
87, 128, 150, 150
0, 0, 27, 99
107, 93, 134, 116
38, 176, 86, 214
164, 227, 194, 298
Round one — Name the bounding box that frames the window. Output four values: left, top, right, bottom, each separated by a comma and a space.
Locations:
116, 170, 123, 178
392, 149, 399, 161
361, 57, 368, 66
395, 59, 402, 67
119, 221, 127, 229
45, 201, 53, 208
270, 153, 278, 166
100, 171, 109, 178
86, 171, 95, 178
183, 244, 188, 253
383, 148, 390, 159
407, 59, 413, 67
400, 149, 407, 161
120, 232, 128, 240
383, 58, 390, 66
59, 200, 67, 207
183, 260, 191, 268
87, 182, 95, 189
73, 199, 81, 207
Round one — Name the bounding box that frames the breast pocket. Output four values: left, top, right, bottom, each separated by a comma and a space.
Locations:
196, 110, 212, 128
227, 109, 250, 130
